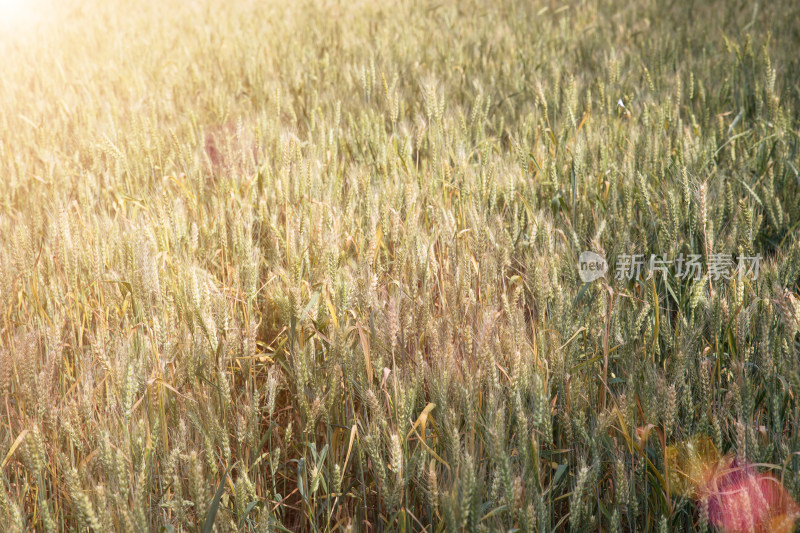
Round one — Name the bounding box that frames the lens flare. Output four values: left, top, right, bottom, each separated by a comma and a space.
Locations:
0, 0, 41, 33
0, 0, 27, 17
663, 435, 800, 533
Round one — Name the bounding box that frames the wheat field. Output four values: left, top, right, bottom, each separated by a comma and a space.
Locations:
1, 0, 800, 531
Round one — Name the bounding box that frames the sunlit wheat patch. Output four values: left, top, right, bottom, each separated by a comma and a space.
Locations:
0, 0, 799, 531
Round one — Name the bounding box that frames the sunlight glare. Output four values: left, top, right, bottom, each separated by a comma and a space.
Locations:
0, 0, 42, 33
